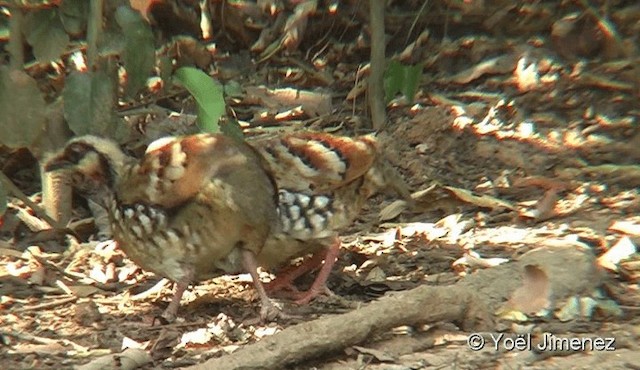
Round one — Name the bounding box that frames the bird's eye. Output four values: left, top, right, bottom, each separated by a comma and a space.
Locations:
69, 143, 86, 154
65, 143, 90, 162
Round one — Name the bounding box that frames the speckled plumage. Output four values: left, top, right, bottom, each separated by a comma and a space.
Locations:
45, 131, 411, 318
45, 134, 279, 321
248, 132, 411, 303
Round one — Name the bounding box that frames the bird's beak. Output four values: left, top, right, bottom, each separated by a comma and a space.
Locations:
44, 155, 73, 172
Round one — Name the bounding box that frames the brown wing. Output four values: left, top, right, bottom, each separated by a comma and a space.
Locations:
117, 134, 255, 208
251, 132, 378, 192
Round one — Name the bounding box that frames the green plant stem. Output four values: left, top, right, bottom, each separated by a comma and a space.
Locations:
8, 6, 25, 70
368, 0, 386, 130
86, 0, 104, 69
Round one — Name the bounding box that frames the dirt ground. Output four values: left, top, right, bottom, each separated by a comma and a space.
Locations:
2, 1, 640, 369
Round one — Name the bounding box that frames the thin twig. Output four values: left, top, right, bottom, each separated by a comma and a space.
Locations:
405, 0, 430, 45
12, 296, 78, 312
1, 328, 89, 353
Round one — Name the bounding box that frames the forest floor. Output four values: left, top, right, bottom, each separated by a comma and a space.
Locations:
2, 1, 640, 369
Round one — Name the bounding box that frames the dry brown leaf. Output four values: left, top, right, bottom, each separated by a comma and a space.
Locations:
346, 78, 368, 101
525, 188, 560, 221
379, 200, 409, 221
68, 285, 102, 298
10, 342, 67, 355
398, 30, 430, 62
282, 0, 317, 51
608, 220, 640, 236
513, 57, 540, 92
449, 55, 517, 84
453, 250, 509, 269
245, 86, 331, 116
503, 265, 551, 316
443, 186, 516, 210
576, 72, 634, 92
597, 236, 637, 271
0, 246, 25, 258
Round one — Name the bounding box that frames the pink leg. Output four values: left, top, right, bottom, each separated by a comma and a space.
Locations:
265, 250, 326, 294
242, 249, 281, 321
161, 280, 188, 323
292, 238, 341, 305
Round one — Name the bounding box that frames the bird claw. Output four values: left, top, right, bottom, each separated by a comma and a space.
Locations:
293, 286, 334, 305
155, 304, 179, 325
266, 277, 334, 305
259, 299, 287, 322
153, 313, 174, 326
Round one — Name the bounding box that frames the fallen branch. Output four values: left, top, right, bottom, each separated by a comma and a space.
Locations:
187, 245, 600, 369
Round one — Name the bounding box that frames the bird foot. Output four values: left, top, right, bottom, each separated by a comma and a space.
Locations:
265, 280, 333, 304
287, 285, 334, 305
264, 277, 301, 295
154, 301, 180, 325
259, 299, 287, 322
153, 280, 188, 325
153, 312, 175, 326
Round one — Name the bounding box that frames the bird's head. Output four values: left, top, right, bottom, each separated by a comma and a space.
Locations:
45, 136, 127, 197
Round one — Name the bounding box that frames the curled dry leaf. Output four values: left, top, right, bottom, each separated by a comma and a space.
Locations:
398, 30, 431, 63
346, 78, 368, 101
435, 213, 475, 239
453, 250, 509, 270
500, 265, 551, 318
281, 0, 317, 51
444, 186, 516, 211
513, 57, 540, 92
449, 55, 518, 84
244, 86, 332, 116
522, 188, 559, 221
378, 199, 409, 221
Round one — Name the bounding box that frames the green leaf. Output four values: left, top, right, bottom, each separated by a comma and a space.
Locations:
24, 9, 69, 62
223, 80, 244, 98
59, 0, 89, 36
220, 118, 245, 142
173, 67, 225, 133
63, 70, 116, 136
0, 67, 46, 148
384, 60, 403, 102
115, 5, 155, 97
384, 60, 422, 103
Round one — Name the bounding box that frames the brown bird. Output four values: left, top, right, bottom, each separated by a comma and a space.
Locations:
46, 131, 410, 320
45, 134, 280, 322
248, 132, 412, 304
